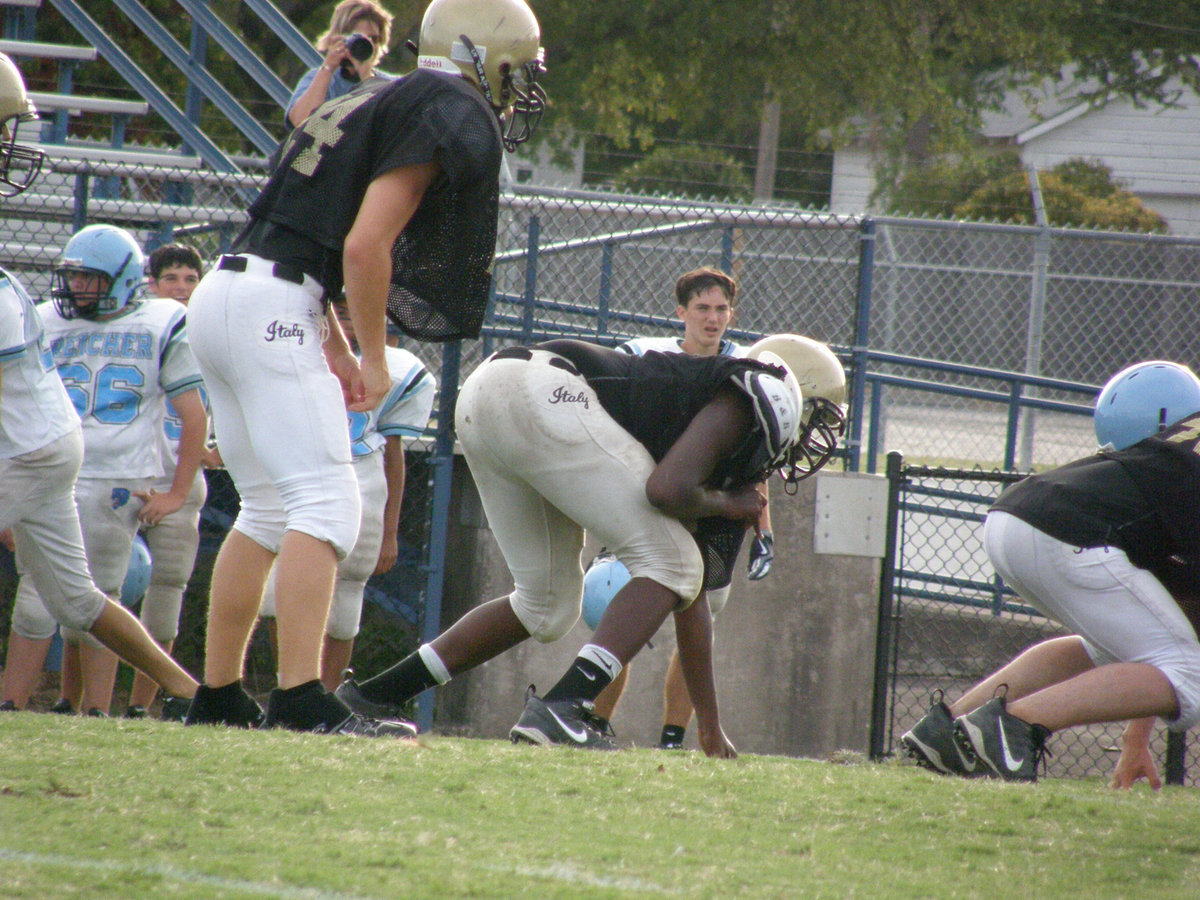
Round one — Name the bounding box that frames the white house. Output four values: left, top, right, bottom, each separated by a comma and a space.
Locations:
830, 75, 1200, 236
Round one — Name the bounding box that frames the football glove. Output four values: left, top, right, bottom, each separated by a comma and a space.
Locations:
747, 532, 774, 581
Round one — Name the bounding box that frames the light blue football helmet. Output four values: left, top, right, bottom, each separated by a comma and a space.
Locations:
1094, 361, 1200, 451
52, 224, 145, 320
120, 534, 153, 609
581, 553, 631, 630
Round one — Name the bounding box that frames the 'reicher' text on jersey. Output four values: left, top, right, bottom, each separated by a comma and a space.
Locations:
39, 296, 203, 480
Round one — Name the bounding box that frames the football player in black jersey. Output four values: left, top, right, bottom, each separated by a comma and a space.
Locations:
182, 0, 545, 736
903, 361, 1200, 785
336, 336, 848, 755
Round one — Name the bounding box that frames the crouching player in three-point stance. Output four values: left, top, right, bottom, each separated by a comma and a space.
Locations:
182, 0, 545, 735
904, 361, 1200, 786
337, 335, 847, 755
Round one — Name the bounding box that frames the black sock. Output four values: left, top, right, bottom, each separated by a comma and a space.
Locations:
358, 652, 438, 705
186, 680, 263, 727
543, 657, 613, 704
660, 724, 686, 746
266, 679, 350, 731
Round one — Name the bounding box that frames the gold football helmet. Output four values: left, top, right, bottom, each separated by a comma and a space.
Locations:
416, 0, 545, 151
747, 334, 848, 485
0, 52, 44, 197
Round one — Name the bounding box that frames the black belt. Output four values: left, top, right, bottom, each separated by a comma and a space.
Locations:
491, 346, 580, 376
217, 254, 308, 287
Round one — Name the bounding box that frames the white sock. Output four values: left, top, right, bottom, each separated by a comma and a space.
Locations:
418, 643, 451, 685
578, 643, 622, 682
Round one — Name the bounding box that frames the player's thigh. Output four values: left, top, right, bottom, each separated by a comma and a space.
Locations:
0, 429, 84, 532
9, 506, 105, 636
340, 456, 387, 583
325, 460, 387, 640
74, 478, 146, 595
143, 477, 205, 590
524, 405, 698, 598
190, 270, 349, 503
9, 563, 61, 640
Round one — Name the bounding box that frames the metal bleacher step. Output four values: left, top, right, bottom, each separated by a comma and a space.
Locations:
27, 90, 149, 118
0, 37, 96, 62
30, 140, 203, 169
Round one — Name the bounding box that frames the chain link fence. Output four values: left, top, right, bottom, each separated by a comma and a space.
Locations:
5, 158, 1200, 778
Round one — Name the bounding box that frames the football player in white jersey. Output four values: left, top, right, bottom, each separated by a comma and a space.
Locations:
0, 52, 198, 713
596, 267, 776, 750
2, 224, 207, 716
261, 299, 435, 695
124, 243, 210, 718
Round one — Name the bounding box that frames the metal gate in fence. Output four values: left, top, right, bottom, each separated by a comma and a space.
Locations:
871, 452, 1194, 785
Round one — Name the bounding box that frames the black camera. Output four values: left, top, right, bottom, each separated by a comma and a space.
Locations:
344, 33, 374, 61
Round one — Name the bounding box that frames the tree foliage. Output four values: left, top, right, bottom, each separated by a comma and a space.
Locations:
530, 1, 1200, 202
889, 151, 1168, 232
610, 143, 753, 202
19, 1, 1200, 205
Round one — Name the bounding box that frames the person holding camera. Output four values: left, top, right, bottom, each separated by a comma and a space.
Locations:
286, 0, 395, 128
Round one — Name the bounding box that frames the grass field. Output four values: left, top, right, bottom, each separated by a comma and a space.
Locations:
2, 714, 1198, 899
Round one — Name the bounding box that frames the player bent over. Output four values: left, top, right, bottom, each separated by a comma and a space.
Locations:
904, 361, 1200, 786
183, 0, 545, 735
591, 267, 779, 750
337, 336, 847, 756
0, 53, 197, 710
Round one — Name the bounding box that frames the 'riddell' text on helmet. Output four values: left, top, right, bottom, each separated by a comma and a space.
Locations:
416, 0, 545, 151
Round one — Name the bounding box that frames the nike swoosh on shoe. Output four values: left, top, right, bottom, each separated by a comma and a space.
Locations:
547, 707, 591, 743
999, 720, 1026, 771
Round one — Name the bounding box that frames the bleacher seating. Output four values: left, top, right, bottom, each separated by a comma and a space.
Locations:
0, 37, 95, 62
27, 90, 148, 117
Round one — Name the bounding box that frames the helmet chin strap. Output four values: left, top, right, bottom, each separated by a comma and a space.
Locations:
457, 33, 545, 152
458, 34, 496, 108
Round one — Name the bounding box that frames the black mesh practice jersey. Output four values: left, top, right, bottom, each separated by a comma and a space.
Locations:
236, 68, 502, 341
992, 411, 1200, 628
537, 339, 776, 590
539, 339, 771, 468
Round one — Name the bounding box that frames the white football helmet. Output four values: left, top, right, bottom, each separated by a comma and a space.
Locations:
52, 224, 146, 320
0, 52, 44, 197
416, 0, 546, 151
747, 334, 848, 486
